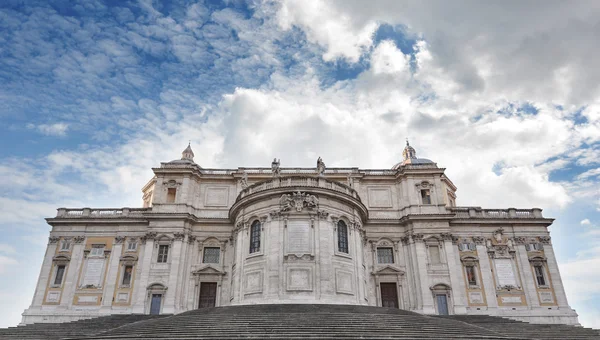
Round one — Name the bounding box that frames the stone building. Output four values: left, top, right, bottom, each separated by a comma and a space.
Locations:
20, 142, 579, 326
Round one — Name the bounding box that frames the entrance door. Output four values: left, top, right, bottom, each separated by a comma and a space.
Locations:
150, 294, 162, 315
380, 283, 399, 308
199, 282, 217, 308
436, 294, 449, 315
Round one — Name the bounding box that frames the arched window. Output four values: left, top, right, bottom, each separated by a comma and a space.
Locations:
337, 220, 348, 253
249, 220, 261, 253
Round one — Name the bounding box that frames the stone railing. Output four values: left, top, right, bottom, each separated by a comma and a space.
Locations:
56, 208, 150, 218
450, 207, 544, 219
236, 176, 361, 201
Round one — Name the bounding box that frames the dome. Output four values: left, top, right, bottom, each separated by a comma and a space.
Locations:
392, 140, 434, 169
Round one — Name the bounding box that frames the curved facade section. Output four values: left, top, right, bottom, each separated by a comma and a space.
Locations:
229, 177, 367, 305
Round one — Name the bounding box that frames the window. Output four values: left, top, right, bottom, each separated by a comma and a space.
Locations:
429, 245, 441, 264
421, 189, 431, 204
249, 220, 261, 254
459, 241, 477, 251
377, 247, 394, 264
166, 188, 176, 203
157, 245, 169, 263
534, 265, 546, 286
526, 243, 544, 251
90, 245, 104, 256
127, 240, 137, 252
203, 247, 220, 264
60, 239, 70, 251
54, 265, 66, 286
465, 265, 477, 286
337, 220, 349, 254
122, 265, 133, 286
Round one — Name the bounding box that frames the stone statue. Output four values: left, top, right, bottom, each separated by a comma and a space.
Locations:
240, 170, 248, 189
317, 157, 326, 176
279, 194, 293, 211
346, 173, 353, 187
272, 158, 281, 177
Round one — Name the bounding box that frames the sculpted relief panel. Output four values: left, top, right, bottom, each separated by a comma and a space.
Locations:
287, 268, 313, 291
286, 220, 311, 254
244, 270, 263, 295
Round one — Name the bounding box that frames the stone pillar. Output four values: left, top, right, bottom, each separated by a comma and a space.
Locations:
60, 237, 86, 308
163, 234, 184, 314
30, 237, 60, 307
132, 236, 155, 313
101, 238, 124, 311
444, 238, 467, 314
414, 237, 434, 313
543, 242, 569, 307
516, 244, 539, 307
476, 244, 498, 309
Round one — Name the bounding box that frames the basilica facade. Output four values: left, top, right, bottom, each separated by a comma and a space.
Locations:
21, 143, 580, 325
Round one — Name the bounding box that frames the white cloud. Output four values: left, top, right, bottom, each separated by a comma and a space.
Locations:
581, 219, 591, 225
27, 123, 69, 137
0, 255, 17, 275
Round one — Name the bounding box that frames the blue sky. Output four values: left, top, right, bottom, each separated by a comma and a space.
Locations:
1, 0, 600, 328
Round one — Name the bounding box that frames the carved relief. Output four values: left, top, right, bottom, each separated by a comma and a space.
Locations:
49, 236, 60, 244
472, 236, 486, 245
279, 191, 318, 213
114, 236, 126, 244
140, 232, 157, 244
513, 236, 527, 245
173, 232, 185, 241
440, 232, 453, 241
539, 236, 551, 245
187, 235, 197, 244
73, 236, 86, 244
163, 179, 180, 188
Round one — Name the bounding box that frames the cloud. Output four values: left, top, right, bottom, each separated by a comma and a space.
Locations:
0, 255, 17, 275
31, 123, 69, 136
581, 219, 591, 225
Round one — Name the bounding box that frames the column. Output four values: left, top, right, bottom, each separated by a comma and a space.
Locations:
132, 236, 155, 313
516, 244, 539, 307
476, 244, 498, 309
163, 235, 184, 314
543, 242, 569, 307
60, 237, 86, 308
414, 238, 434, 313
101, 238, 124, 311
444, 238, 467, 314
30, 237, 60, 307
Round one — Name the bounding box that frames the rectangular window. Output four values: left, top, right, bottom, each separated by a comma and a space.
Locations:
166, 188, 176, 203
157, 245, 169, 263
54, 265, 66, 286
250, 221, 261, 254
203, 247, 220, 264
377, 247, 394, 264
127, 241, 137, 251
122, 265, 133, 286
90, 245, 104, 256
465, 265, 477, 286
429, 246, 441, 264
337, 222, 349, 254
534, 265, 546, 286
60, 239, 70, 251
421, 189, 431, 204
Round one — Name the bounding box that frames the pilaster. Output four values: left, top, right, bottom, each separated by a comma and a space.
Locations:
542, 241, 569, 307
60, 239, 86, 308
132, 237, 155, 313
414, 236, 434, 313
516, 244, 539, 308
476, 244, 498, 309
444, 238, 467, 314
101, 239, 124, 310
30, 238, 59, 307
163, 235, 184, 313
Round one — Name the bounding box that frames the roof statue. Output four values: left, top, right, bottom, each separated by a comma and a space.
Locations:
316, 157, 326, 176
271, 158, 281, 177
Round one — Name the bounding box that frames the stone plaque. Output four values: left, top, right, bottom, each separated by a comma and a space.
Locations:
117, 293, 129, 302
78, 295, 98, 303
46, 291, 60, 303
468, 292, 484, 304
287, 268, 312, 291
368, 187, 392, 208
539, 291, 554, 303
287, 221, 310, 254
495, 259, 517, 286
82, 258, 105, 287
205, 187, 229, 207
335, 270, 354, 295
501, 296, 522, 304
244, 271, 263, 295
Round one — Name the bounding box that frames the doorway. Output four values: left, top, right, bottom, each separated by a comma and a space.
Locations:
436, 294, 449, 315
150, 294, 162, 315
199, 282, 217, 308
380, 283, 399, 308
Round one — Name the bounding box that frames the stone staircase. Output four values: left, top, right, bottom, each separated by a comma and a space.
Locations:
437, 315, 600, 340
0, 315, 165, 340
0, 305, 598, 340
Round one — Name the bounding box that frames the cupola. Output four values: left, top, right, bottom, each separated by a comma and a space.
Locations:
392, 140, 435, 169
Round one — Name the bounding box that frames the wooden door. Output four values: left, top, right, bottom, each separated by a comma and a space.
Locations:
199, 282, 217, 308
380, 283, 399, 308
436, 294, 449, 315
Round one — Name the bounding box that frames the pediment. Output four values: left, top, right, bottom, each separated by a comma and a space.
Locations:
372, 265, 405, 276
192, 265, 226, 276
